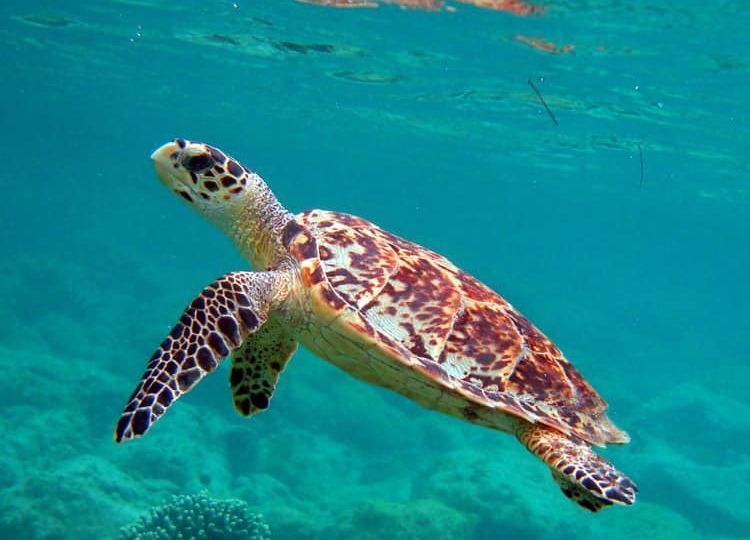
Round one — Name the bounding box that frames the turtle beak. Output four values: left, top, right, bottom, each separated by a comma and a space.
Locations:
151, 140, 184, 187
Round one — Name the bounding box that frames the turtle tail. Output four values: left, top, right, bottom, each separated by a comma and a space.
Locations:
516, 423, 638, 512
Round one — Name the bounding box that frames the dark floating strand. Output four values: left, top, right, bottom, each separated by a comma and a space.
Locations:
528, 78, 558, 126
205, 34, 242, 46
637, 144, 644, 188
252, 16, 274, 26
274, 41, 335, 54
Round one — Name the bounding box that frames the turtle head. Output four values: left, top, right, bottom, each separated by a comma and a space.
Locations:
151, 139, 250, 215
150, 138, 292, 267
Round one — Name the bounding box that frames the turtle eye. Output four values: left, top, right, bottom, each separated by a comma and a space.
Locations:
182, 152, 214, 172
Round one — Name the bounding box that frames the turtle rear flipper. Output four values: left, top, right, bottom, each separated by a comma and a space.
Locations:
517, 423, 638, 511
230, 314, 297, 417
115, 271, 290, 443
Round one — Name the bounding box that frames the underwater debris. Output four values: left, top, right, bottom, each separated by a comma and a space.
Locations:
528, 78, 558, 126
22, 15, 72, 28
119, 492, 271, 540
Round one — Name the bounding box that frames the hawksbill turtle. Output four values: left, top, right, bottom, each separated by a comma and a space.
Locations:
115, 139, 637, 511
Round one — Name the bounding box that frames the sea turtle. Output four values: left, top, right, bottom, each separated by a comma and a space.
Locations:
115, 139, 637, 511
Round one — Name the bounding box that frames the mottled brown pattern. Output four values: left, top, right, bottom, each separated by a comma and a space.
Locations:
360, 250, 463, 360
119, 139, 634, 512
230, 314, 298, 416
517, 424, 638, 511
171, 142, 249, 205
286, 228, 318, 261
296, 210, 626, 445
301, 210, 398, 309
281, 220, 306, 248
115, 271, 272, 442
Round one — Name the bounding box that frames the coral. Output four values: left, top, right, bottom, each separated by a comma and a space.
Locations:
120, 492, 271, 540
0, 453, 148, 540
333, 498, 477, 540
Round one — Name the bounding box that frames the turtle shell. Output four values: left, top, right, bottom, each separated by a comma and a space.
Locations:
282, 210, 628, 446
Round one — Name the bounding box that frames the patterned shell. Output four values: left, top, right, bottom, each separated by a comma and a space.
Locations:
283, 210, 628, 446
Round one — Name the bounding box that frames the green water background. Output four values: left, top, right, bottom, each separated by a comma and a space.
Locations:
1, 1, 748, 539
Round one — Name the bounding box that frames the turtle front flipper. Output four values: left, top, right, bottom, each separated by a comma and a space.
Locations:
115, 271, 288, 443
230, 313, 297, 416
516, 423, 638, 511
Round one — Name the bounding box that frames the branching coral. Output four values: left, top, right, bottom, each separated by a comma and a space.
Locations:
120, 492, 271, 540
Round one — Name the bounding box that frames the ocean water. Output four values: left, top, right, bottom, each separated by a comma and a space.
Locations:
1, 0, 748, 538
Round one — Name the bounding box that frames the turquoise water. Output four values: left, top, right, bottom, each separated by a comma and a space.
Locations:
1, 0, 748, 538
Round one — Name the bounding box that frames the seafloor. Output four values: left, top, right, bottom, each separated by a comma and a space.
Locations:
1, 0, 748, 539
